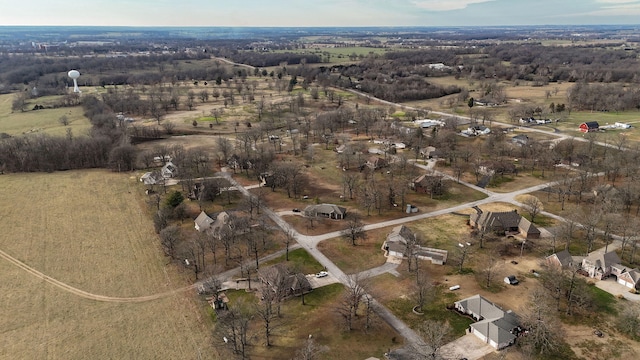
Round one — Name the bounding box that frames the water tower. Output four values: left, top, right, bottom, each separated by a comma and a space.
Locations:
68, 70, 81, 93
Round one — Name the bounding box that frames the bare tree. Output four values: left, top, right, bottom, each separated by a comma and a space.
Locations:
341, 214, 366, 246
520, 287, 564, 357
295, 336, 329, 360
338, 275, 367, 331
414, 269, 433, 313
255, 288, 278, 347
159, 225, 181, 259
217, 299, 253, 359
418, 320, 451, 360
455, 242, 472, 273
521, 195, 543, 223
617, 303, 640, 338
284, 229, 296, 261
480, 248, 503, 288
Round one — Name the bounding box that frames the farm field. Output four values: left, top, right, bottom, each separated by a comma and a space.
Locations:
0, 170, 214, 359
0, 93, 92, 136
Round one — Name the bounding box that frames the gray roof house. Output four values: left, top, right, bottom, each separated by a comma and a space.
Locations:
194, 211, 215, 232
304, 204, 347, 220
470, 208, 540, 239
576, 250, 640, 290
194, 211, 230, 236
161, 161, 178, 178
454, 294, 521, 349
140, 170, 164, 185
382, 225, 448, 265
582, 251, 621, 280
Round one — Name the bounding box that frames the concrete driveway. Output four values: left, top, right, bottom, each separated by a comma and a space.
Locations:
440, 333, 494, 360
596, 278, 640, 301
306, 273, 340, 288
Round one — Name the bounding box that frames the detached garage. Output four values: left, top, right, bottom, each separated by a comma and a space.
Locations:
617, 269, 640, 290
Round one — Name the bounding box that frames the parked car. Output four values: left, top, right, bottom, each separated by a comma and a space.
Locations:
315, 271, 329, 278
504, 275, 519, 285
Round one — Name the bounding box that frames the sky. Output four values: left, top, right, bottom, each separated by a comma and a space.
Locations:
1, 0, 640, 27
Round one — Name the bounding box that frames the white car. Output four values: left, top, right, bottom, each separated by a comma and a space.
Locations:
315, 271, 329, 278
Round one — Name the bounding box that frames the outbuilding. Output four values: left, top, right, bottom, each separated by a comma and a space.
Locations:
579, 121, 599, 133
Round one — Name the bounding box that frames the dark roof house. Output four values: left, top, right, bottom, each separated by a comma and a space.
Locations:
257, 263, 312, 299
304, 204, 347, 220
545, 249, 575, 268
470, 208, 540, 239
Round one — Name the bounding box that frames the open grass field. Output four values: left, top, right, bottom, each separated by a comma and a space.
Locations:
0, 170, 214, 359
317, 233, 387, 275
0, 94, 91, 136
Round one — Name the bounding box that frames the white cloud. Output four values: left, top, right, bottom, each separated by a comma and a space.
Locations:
410, 0, 496, 11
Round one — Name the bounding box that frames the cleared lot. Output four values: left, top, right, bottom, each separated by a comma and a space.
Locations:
0, 170, 214, 359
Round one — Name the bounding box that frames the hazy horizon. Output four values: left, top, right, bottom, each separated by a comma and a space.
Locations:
1, 0, 639, 27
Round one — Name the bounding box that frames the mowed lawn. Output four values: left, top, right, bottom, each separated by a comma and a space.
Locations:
0, 170, 215, 359
0, 94, 92, 137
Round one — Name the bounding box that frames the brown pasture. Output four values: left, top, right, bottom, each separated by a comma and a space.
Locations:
0, 170, 214, 359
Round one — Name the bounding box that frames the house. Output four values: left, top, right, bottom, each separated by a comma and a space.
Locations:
582, 251, 621, 280
257, 263, 312, 299
194, 211, 230, 236
576, 251, 640, 290
382, 225, 448, 265
161, 161, 178, 178
194, 211, 215, 232
511, 134, 530, 146
465, 125, 491, 136
304, 204, 347, 220
365, 156, 388, 170
412, 173, 446, 195
545, 249, 575, 269
334, 144, 347, 154
454, 294, 521, 349
140, 170, 164, 185
617, 268, 640, 290
579, 121, 599, 133
469, 208, 540, 239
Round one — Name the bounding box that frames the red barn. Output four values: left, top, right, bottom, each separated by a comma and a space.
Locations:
579, 121, 599, 132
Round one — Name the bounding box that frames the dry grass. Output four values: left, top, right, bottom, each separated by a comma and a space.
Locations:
0, 170, 215, 359
243, 283, 401, 359
0, 94, 92, 136
317, 234, 387, 274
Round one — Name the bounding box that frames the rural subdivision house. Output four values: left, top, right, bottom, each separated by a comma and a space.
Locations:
194, 211, 230, 236
257, 263, 312, 299
545, 249, 577, 269
579, 121, 599, 133
303, 204, 347, 220
454, 294, 522, 350
161, 161, 178, 178
469, 208, 540, 239
382, 225, 448, 265
581, 251, 640, 290
139, 170, 164, 185
411, 173, 446, 195
365, 155, 388, 170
